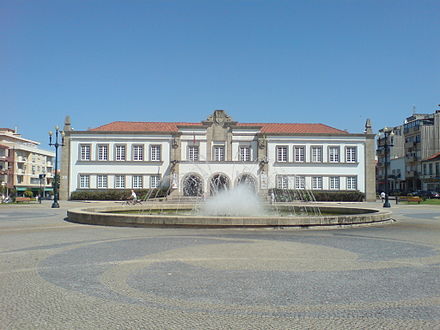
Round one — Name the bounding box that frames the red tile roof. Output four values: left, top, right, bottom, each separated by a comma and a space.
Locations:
424, 152, 440, 161
90, 121, 349, 134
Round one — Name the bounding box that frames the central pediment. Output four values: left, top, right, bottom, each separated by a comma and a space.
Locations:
202, 110, 237, 127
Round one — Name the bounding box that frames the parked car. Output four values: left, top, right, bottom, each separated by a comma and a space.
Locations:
409, 191, 440, 199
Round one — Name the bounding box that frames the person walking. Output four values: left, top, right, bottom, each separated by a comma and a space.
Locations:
380, 191, 386, 202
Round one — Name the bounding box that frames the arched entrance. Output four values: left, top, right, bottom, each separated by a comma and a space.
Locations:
182, 174, 203, 196
237, 174, 257, 192
209, 174, 230, 195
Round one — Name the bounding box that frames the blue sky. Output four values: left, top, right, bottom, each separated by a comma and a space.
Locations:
2, 0, 439, 149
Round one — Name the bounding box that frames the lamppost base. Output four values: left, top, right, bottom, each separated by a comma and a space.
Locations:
383, 201, 391, 208
51, 201, 60, 208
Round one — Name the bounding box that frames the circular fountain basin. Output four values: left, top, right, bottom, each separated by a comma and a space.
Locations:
67, 203, 393, 229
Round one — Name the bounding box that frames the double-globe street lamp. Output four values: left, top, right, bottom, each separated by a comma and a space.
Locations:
381, 127, 394, 208
48, 126, 65, 208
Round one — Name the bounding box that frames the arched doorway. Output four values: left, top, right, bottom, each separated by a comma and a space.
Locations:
237, 174, 257, 192
209, 174, 230, 195
182, 174, 203, 196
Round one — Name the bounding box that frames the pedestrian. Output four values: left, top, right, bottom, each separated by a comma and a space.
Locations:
380, 191, 386, 202
131, 189, 137, 201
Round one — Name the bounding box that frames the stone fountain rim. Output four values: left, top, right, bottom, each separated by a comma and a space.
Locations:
66, 204, 393, 229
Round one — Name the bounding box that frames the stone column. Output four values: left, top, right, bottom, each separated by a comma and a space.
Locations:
60, 116, 72, 200
364, 119, 376, 202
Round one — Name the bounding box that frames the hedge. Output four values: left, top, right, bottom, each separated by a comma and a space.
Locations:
70, 189, 169, 201
270, 189, 365, 202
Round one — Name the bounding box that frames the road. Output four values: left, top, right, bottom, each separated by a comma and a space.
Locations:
0, 201, 439, 329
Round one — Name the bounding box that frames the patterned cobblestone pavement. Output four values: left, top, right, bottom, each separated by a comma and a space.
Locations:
0, 201, 439, 329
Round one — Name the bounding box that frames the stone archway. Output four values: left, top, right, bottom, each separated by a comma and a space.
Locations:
182, 174, 203, 197
209, 173, 230, 195
237, 174, 257, 192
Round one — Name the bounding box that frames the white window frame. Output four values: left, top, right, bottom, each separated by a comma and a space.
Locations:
97, 144, 109, 161
132, 145, 144, 161
213, 145, 225, 161
312, 176, 323, 190
132, 175, 143, 188
347, 176, 357, 190
293, 146, 305, 162
150, 145, 161, 162
276, 146, 288, 162
329, 176, 340, 190
150, 175, 160, 189
188, 145, 199, 161
311, 146, 323, 163
346, 146, 357, 163
114, 175, 125, 189
97, 175, 108, 188
328, 146, 340, 163
240, 146, 251, 162
276, 175, 289, 189
115, 145, 126, 161
79, 174, 90, 188
295, 176, 305, 189
80, 144, 91, 161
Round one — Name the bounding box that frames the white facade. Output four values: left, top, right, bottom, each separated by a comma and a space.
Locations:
62, 110, 375, 200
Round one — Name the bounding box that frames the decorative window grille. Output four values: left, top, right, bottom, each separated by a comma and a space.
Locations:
150, 145, 161, 161
115, 145, 126, 161
80, 175, 90, 188
115, 175, 125, 188
294, 146, 305, 162
276, 146, 288, 162
132, 145, 144, 161
80, 145, 91, 161
97, 145, 108, 161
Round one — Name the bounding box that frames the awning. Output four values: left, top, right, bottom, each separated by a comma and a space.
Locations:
15, 187, 27, 191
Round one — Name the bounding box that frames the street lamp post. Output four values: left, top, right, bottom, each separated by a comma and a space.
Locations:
382, 127, 394, 208
48, 126, 65, 208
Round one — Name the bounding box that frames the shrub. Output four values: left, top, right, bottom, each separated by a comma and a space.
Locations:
70, 189, 169, 201
270, 189, 365, 202
24, 190, 34, 198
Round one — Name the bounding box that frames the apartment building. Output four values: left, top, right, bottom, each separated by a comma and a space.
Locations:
0, 128, 55, 197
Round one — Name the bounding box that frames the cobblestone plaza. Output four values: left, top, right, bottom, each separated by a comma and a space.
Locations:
1, 201, 439, 329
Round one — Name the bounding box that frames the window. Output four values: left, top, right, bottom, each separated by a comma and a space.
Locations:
346, 147, 357, 163
214, 146, 225, 161
240, 146, 251, 161
436, 163, 440, 176
32, 165, 35, 175
312, 176, 323, 189
80, 145, 91, 161
347, 176, 357, 190
115, 145, 126, 161
311, 146, 323, 162
80, 175, 90, 188
188, 146, 199, 161
97, 145, 108, 161
97, 175, 108, 188
276, 146, 288, 162
276, 176, 289, 189
132, 145, 144, 161
329, 177, 340, 190
294, 146, 305, 162
150, 145, 161, 161
150, 175, 160, 188
115, 175, 125, 189
423, 164, 427, 175
295, 176, 305, 189
132, 175, 143, 188
429, 163, 433, 175
328, 147, 340, 163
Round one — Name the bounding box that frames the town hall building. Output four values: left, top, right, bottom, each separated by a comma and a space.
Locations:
60, 110, 376, 201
